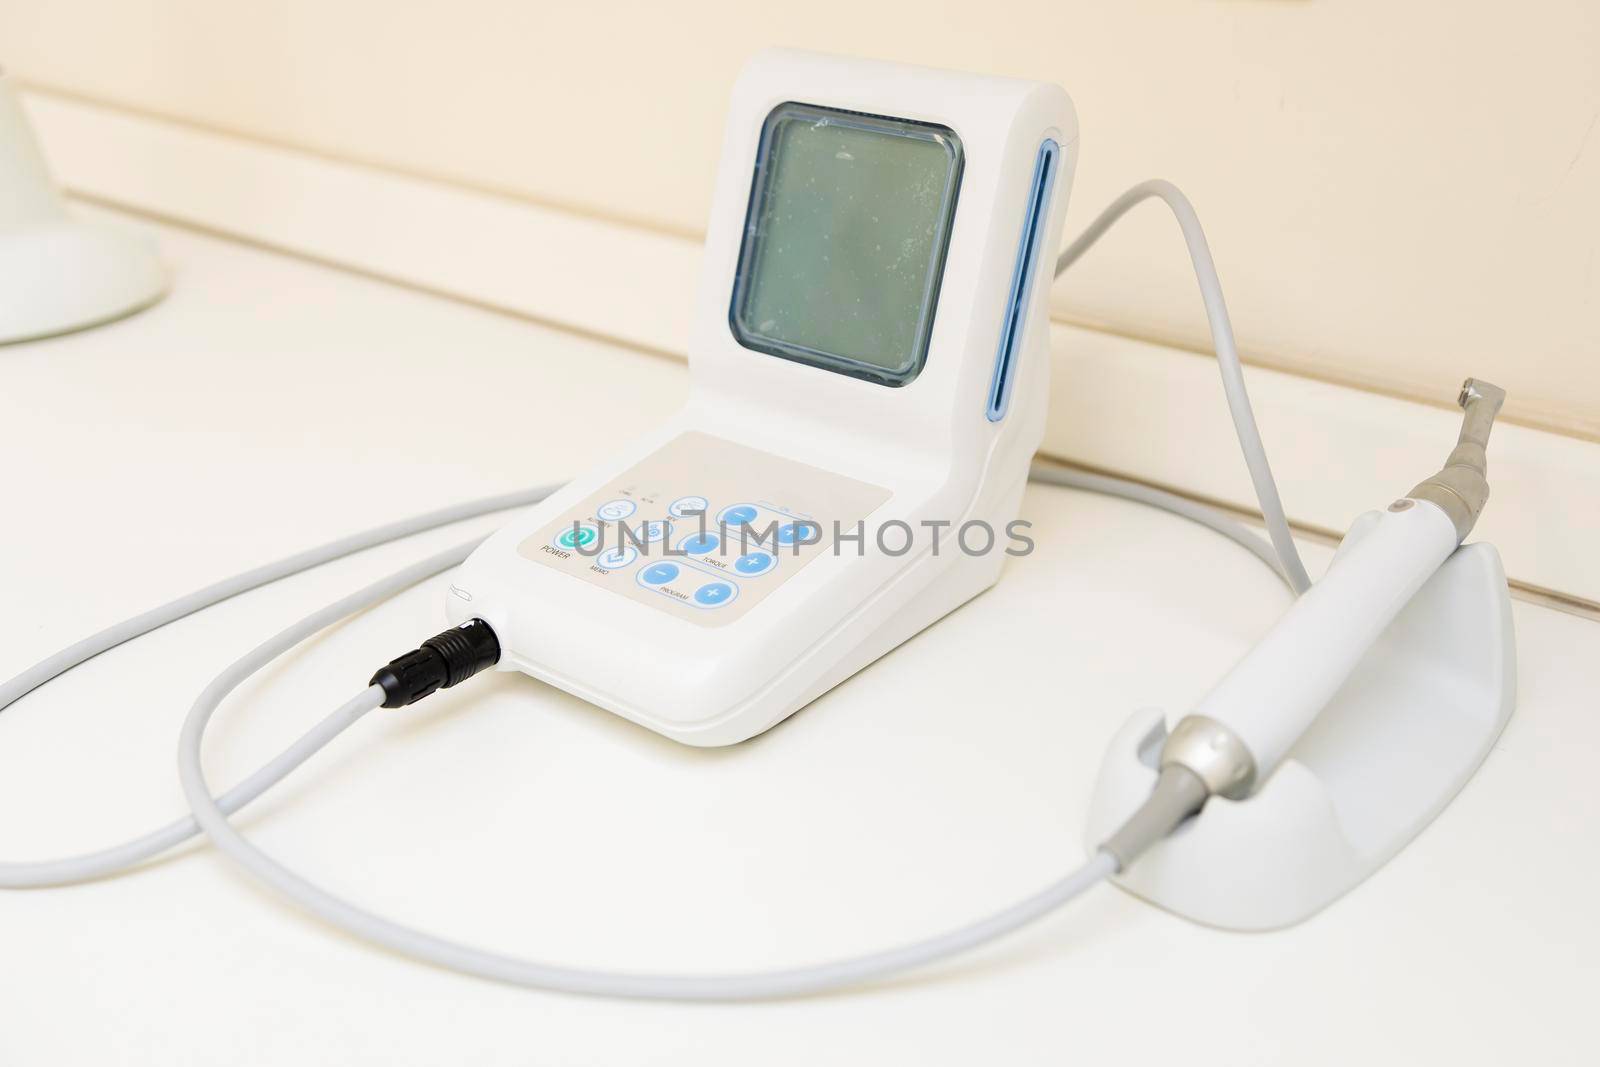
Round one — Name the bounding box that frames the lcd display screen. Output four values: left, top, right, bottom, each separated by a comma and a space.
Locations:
730, 103, 962, 386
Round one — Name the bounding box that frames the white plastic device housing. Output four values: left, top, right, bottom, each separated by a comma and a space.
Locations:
1084, 514, 1517, 930
449, 50, 1077, 745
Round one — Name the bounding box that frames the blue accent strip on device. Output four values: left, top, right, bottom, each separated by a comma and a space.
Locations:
987, 139, 1059, 422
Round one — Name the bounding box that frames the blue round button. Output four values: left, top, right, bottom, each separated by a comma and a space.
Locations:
596, 546, 638, 570
595, 498, 636, 522
634, 520, 670, 544
722, 505, 758, 527
641, 563, 679, 585
694, 582, 734, 607
776, 522, 814, 545
734, 551, 774, 575
678, 532, 720, 555
669, 496, 710, 518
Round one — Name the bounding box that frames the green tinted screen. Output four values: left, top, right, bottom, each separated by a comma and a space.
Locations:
730, 103, 962, 386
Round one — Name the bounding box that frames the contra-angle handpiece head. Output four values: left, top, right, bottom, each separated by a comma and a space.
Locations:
1407, 378, 1506, 542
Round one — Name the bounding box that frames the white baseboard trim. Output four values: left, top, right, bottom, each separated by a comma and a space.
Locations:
22, 87, 1600, 610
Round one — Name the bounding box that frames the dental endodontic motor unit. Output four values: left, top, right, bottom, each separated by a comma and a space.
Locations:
2, 50, 1516, 999
451, 54, 1076, 746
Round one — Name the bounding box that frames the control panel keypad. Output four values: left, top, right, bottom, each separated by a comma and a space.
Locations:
519, 431, 890, 627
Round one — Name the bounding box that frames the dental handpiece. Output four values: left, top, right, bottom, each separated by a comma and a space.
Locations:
1171, 379, 1507, 796
1102, 380, 1506, 867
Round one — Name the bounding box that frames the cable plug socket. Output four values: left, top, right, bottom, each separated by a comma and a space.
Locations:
369, 618, 500, 708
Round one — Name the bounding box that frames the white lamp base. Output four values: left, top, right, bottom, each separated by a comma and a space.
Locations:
0, 220, 168, 345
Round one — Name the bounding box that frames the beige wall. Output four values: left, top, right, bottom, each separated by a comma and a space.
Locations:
5, 0, 1598, 437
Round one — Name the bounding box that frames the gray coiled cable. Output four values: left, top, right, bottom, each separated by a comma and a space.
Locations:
3, 181, 1306, 996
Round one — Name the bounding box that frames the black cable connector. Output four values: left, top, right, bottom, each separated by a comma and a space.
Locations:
369, 618, 501, 708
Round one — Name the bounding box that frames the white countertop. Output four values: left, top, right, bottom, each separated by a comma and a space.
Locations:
2, 207, 1596, 1066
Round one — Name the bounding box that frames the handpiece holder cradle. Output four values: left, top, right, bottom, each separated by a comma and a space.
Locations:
1085, 519, 1515, 930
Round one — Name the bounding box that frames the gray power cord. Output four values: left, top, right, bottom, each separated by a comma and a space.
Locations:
177, 581, 1118, 998
0, 462, 1276, 892
1056, 179, 1312, 594
0, 488, 558, 888
3, 181, 1302, 995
